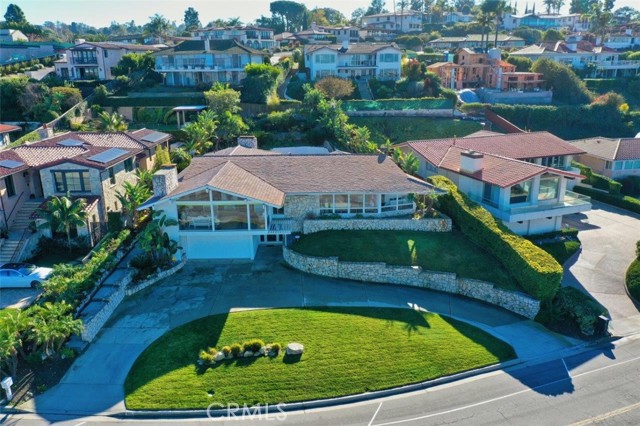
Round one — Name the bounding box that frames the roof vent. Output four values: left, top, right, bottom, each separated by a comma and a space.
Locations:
460, 150, 484, 174
57, 139, 84, 147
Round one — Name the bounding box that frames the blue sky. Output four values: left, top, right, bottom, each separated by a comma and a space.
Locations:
11, 0, 637, 27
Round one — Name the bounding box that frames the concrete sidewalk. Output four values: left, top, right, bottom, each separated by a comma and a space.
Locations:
20, 248, 579, 418
563, 201, 640, 336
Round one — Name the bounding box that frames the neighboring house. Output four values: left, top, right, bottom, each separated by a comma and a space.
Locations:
0, 129, 171, 244
154, 39, 265, 87
0, 29, 28, 42
0, 124, 21, 146
570, 136, 640, 179
0, 41, 70, 65
142, 137, 434, 260
321, 26, 363, 43
427, 35, 526, 50
509, 37, 640, 78
397, 131, 591, 235
289, 28, 333, 44
443, 12, 474, 24
361, 11, 423, 33
55, 41, 162, 80
603, 31, 640, 50
106, 34, 163, 45
304, 41, 402, 80
501, 13, 590, 31
192, 26, 275, 50
428, 48, 545, 91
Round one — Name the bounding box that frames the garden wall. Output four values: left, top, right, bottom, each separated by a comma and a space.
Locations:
283, 247, 540, 319
303, 217, 452, 234
345, 109, 456, 117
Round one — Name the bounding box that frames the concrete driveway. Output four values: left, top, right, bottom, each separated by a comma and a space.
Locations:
0, 288, 39, 309
24, 247, 579, 418
563, 200, 640, 336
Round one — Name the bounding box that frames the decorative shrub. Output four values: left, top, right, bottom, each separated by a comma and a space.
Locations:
229, 343, 242, 357
428, 176, 562, 301
573, 186, 640, 215
221, 346, 231, 356
199, 347, 217, 364
549, 287, 607, 336
242, 339, 265, 353
107, 211, 123, 233
269, 343, 281, 353
627, 258, 640, 301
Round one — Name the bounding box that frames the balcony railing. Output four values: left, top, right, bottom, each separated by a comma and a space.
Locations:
268, 218, 295, 234
72, 57, 98, 65
471, 191, 591, 221
594, 60, 640, 69
338, 61, 376, 68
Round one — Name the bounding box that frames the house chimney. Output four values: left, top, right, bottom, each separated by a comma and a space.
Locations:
204, 36, 210, 51
152, 164, 179, 197
342, 39, 349, 50
37, 123, 53, 140
460, 150, 484, 174
237, 135, 258, 149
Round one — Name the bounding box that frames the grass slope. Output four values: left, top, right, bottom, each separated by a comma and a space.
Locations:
350, 117, 484, 145
125, 308, 514, 409
292, 230, 517, 291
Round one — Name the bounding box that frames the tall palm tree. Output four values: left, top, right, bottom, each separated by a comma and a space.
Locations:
115, 181, 152, 228
587, 1, 613, 41
98, 111, 128, 132
481, 0, 511, 48
476, 11, 493, 51
40, 195, 89, 252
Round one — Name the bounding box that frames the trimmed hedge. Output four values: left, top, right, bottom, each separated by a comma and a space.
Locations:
572, 161, 622, 194
342, 97, 453, 112
429, 175, 562, 301
573, 185, 640, 215
102, 95, 206, 107
627, 258, 640, 302
548, 287, 608, 336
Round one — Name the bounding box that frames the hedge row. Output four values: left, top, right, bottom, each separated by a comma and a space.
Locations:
429, 175, 562, 301
102, 95, 206, 107
573, 185, 640, 215
342, 97, 453, 112
572, 161, 622, 194
627, 258, 640, 302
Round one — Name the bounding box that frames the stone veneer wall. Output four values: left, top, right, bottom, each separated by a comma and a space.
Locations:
303, 217, 452, 234
283, 195, 320, 232
125, 256, 188, 296
283, 247, 540, 319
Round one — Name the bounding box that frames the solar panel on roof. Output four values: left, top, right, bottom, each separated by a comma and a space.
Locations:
141, 131, 168, 143
0, 159, 25, 169
57, 139, 84, 147
87, 148, 129, 164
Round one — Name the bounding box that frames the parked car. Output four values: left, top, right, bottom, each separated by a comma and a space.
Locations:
0, 263, 53, 288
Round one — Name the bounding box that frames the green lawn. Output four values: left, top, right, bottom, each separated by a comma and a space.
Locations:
350, 117, 485, 145
292, 230, 518, 291
125, 307, 515, 409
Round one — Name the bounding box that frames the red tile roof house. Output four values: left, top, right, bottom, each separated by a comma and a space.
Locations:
142, 137, 435, 260
0, 129, 170, 261
396, 131, 592, 235
0, 124, 21, 146
570, 136, 640, 179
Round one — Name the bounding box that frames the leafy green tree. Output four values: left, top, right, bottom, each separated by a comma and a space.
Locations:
112, 52, 155, 76
170, 148, 192, 172
204, 83, 241, 116
350, 7, 366, 25
4, 4, 26, 24
512, 27, 542, 45
531, 58, 593, 104
183, 110, 218, 154
587, 1, 613, 38
240, 64, 281, 104
183, 7, 201, 31
27, 302, 83, 355
506, 56, 533, 72
98, 111, 128, 131
366, 0, 387, 15
40, 195, 89, 252
136, 169, 154, 191
154, 145, 171, 169
144, 14, 171, 39
270, 1, 308, 31
51, 86, 82, 110
115, 181, 151, 228
216, 111, 248, 149
542, 28, 564, 42
139, 210, 180, 267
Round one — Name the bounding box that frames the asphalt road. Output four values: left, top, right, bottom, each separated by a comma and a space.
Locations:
6, 335, 640, 426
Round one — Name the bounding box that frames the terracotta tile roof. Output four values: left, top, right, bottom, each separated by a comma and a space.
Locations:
399, 131, 585, 160
13, 146, 88, 168
210, 146, 281, 156
571, 137, 640, 161
0, 149, 29, 178
0, 124, 21, 134
464, 130, 503, 138
34, 130, 170, 150
164, 152, 434, 206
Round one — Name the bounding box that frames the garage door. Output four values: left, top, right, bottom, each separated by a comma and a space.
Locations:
181, 234, 256, 259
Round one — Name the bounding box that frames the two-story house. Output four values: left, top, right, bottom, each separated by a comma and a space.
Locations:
0, 129, 171, 259
397, 131, 591, 235
361, 11, 423, 34
427, 35, 526, 50
501, 13, 590, 32
320, 26, 363, 44
141, 136, 434, 260
154, 39, 265, 87
570, 136, 640, 179
509, 37, 640, 78
192, 26, 275, 50
304, 41, 402, 80
55, 41, 162, 80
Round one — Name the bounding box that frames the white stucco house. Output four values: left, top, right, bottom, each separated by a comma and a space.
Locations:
397, 131, 592, 235
571, 136, 640, 179
304, 41, 402, 80
361, 11, 423, 33
142, 137, 434, 260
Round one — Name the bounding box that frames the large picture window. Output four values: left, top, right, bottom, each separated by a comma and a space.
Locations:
538, 175, 560, 201
214, 204, 249, 230
52, 170, 91, 193
315, 54, 335, 64
510, 180, 532, 204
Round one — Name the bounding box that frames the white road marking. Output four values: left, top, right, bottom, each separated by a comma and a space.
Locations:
368, 402, 383, 426
372, 354, 640, 426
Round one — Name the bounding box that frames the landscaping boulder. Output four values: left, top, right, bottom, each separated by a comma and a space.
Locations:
214, 352, 225, 362
286, 342, 304, 355
244, 350, 254, 357
258, 347, 266, 356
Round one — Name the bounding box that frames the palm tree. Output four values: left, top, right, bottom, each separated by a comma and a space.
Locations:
183, 110, 218, 154
144, 13, 171, 40
135, 169, 153, 191
115, 181, 152, 228
40, 195, 89, 252
587, 1, 613, 42
98, 111, 127, 132
476, 11, 493, 52
481, 0, 511, 48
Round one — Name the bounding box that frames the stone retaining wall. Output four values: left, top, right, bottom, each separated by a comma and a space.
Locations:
81, 270, 133, 342
284, 247, 540, 319
303, 217, 452, 234
126, 256, 188, 296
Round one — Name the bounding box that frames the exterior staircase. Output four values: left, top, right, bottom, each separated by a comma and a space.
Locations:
0, 199, 43, 264
356, 78, 374, 100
